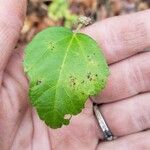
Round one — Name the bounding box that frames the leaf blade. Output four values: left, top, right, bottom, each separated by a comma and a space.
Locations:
24, 27, 109, 128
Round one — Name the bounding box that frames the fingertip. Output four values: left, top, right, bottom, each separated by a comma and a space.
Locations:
0, 0, 27, 28
0, 0, 27, 73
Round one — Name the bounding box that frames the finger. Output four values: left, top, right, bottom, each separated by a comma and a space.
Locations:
0, 0, 27, 73
48, 100, 101, 150
97, 130, 150, 150
49, 93, 150, 148
92, 51, 150, 103
82, 10, 150, 64
4, 47, 28, 91
97, 93, 150, 139
0, 47, 28, 149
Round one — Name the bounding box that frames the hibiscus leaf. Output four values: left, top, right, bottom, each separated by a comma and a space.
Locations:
24, 27, 109, 129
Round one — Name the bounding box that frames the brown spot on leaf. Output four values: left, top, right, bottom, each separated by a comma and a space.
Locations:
87, 72, 93, 81
81, 92, 85, 95
48, 42, 55, 51
81, 80, 85, 84
36, 80, 42, 85
69, 75, 77, 87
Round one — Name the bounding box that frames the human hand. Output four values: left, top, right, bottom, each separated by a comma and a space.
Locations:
0, 0, 150, 149
83, 9, 150, 150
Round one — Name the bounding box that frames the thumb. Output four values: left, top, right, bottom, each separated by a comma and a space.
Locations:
0, 0, 27, 74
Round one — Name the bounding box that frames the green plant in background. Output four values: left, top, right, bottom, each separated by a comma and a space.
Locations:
24, 18, 109, 129
48, 0, 78, 28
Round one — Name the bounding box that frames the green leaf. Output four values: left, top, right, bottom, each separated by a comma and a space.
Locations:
24, 27, 109, 129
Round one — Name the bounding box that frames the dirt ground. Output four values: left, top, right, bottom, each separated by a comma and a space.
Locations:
20, 0, 150, 44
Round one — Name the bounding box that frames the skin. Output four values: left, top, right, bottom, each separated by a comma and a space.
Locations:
0, 0, 150, 149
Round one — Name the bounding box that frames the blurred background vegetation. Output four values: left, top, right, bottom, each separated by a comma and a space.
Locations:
20, 0, 150, 44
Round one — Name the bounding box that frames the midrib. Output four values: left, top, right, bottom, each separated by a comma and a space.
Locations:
53, 34, 76, 110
